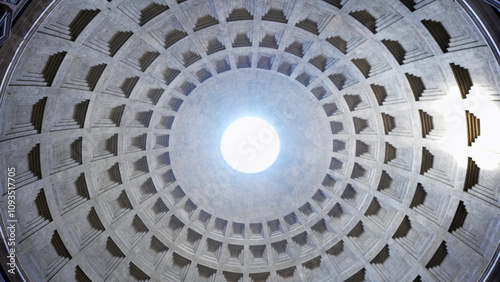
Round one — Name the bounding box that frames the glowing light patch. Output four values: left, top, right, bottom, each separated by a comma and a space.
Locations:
220, 117, 280, 173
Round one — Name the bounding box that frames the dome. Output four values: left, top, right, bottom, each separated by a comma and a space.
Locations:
0, 0, 500, 281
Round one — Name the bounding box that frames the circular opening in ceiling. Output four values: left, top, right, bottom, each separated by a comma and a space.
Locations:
220, 116, 281, 174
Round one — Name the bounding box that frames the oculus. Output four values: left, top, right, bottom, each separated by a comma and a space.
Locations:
220, 117, 281, 173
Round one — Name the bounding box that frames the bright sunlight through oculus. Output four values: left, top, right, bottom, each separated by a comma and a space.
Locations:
220, 117, 281, 174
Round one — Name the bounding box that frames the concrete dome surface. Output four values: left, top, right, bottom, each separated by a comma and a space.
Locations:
0, 0, 500, 281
